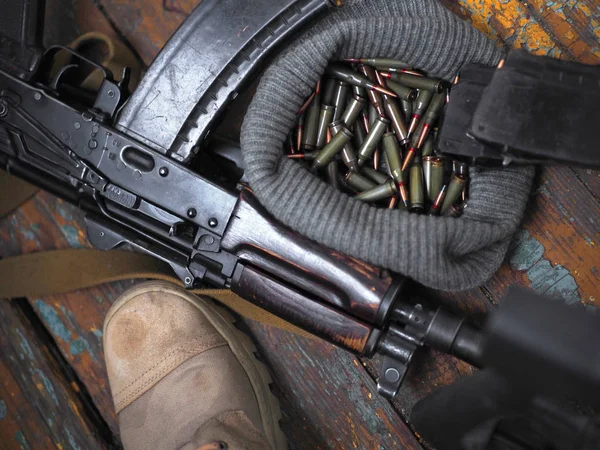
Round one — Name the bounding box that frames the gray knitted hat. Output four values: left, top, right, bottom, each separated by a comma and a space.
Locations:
240, 0, 535, 291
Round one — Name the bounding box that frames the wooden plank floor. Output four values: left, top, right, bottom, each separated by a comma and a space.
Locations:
1, 0, 599, 449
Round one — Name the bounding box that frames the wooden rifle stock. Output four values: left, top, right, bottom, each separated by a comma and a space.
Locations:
222, 188, 407, 349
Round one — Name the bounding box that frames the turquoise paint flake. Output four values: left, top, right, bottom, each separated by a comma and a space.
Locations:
61, 225, 84, 248
0, 399, 7, 419
508, 230, 582, 304
14, 430, 30, 450
65, 429, 82, 450
15, 329, 34, 361
34, 369, 59, 406
34, 299, 72, 343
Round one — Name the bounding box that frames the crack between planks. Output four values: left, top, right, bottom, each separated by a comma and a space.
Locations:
570, 166, 600, 205
90, 0, 147, 70
12, 297, 122, 449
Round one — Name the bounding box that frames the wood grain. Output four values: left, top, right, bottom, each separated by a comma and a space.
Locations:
243, 320, 423, 450
0, 191, 130, 437
0, 299, 110, 449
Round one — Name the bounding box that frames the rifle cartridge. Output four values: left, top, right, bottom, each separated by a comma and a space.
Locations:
386, 80, 417, 102
332, 80, 350, 121
421, 135, 434, 157
358, 64, 386, 116
353, 118, 367, 148
326, 63, 396, 97
316, 104, 336, 149
382, 95, 409, 145
430, 184, 447, 215
311, 126, 353, 171
296, 113, 305, 153
382, 132, 404, 185
345, 171, 377, 192
322, 77, 337, 105
409, 156, 425, 213
344, 58, 412, 69
340, 140, 359, 173
352, 85, 367, 98
383, 72, 444, 93
341, 94, 366, 128
288, 151, 319, 160
440, 173, 467, 214
327, 161, 341, 190
417, 91, 447, 147
358, 116, 389, 165
356, 179, 397, 202
423, 156, 445, 202
362, 166, 391, 185
401, 98, 413, 121
303, 89, 321, 149
408, 89, 433, 136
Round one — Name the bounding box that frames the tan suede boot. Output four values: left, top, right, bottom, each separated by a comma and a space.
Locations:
103, 281, 286, 450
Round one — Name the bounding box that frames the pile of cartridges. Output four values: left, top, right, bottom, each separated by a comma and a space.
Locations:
286, 58, 468, 216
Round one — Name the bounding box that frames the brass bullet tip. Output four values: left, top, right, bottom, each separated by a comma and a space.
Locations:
298, 92, 316, 114
397, 182, 409, 208
343, 58, 361, 63
401, 148, 415, 172
288, 154, 306, 159
416, 124, 430, 149
379, 72, 392, 79
408, 115, 420, 136
373, 85, 398, 98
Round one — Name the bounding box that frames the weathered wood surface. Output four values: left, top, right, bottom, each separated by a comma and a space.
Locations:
245, 322, 422, 450
1, 0, 599, 449
0, 191, 134, 438
0, 298, 114, 449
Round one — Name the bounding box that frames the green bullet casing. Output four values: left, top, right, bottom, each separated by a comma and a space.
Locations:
356, 180, 397, 202
362, 167, 391, 185
413, 89, 433, 118
409, 156, 425, 213
315, 104, 336, 149
386, 80, 417, 102
353, 120, 366, 148
382, 95, 409, 144
364, 58, 411, 69
312, 125, 353, 171
389, 72, 444, 93
401, 99, 413, 121
358, 64, 385, 116
352, 85, 367, 98
322, 77, 337, 105
382, 132, 403, 184
345, 172, 376, 192
423, 91, 447, 125
421, 136, 434, 157
302, 90, 321, 149
332, 80, 350, 121
341, 94, 366, 128
423, 156, 445, 202
326, 63, 376, 90
329, 120, 359, 172
440, 173, 467, 214
327, 161, 341, 190
358, 116, 389, 165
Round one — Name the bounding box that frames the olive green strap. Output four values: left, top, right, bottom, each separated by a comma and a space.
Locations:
0, 171, 38, 217
0, 248, 315, 340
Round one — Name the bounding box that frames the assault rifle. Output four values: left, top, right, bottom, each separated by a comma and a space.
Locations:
1, 1, 599, 448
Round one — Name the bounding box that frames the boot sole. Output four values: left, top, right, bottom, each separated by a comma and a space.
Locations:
104, 281, 287, 450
